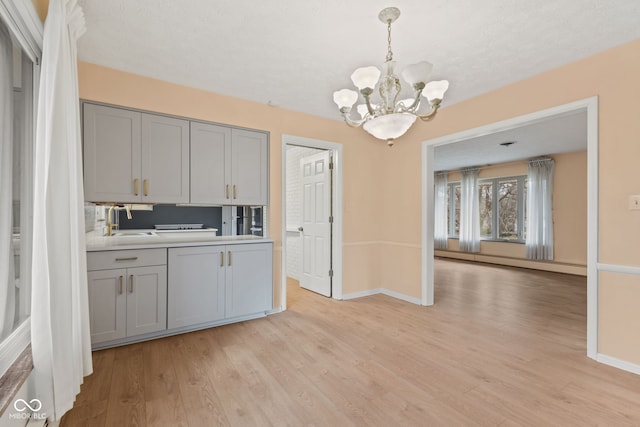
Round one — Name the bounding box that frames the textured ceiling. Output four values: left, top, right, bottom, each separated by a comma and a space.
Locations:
76, 0, 640, 122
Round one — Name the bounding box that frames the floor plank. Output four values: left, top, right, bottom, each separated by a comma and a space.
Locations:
62, 259, 640, 426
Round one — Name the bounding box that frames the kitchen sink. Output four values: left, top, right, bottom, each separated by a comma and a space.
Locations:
111, 230, 155, 237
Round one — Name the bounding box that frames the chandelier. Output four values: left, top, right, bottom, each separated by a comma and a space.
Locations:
333, 7, 449, 146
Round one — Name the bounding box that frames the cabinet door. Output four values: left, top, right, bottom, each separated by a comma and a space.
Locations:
168, 246, 225, 329
190, 122, 232, 204
225, 243, 273, 318
88, 269, 127, 344
191, 122, 231, 204
141, 114, 190, 203
83, 103, 142, 203
231, 129, 268, 205
126, 265, 167, 337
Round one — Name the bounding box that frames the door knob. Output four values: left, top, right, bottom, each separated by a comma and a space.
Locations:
298, 226, 303, 232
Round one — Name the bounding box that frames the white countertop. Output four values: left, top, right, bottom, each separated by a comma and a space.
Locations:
86, 229, 272, 251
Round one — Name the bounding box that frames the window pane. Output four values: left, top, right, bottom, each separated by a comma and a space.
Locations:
498, 179, 518, 240
478, 182, 492, 237
454, 185, 461, 236
446, 185, 450, 235
523, 177, 528, 240
1, 29, 33, 341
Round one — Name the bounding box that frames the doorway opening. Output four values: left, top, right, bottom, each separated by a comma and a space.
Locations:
281, 135, 343, 310
421, 97, 598, 359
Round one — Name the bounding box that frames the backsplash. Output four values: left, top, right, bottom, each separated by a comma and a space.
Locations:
117, 205, 222, 231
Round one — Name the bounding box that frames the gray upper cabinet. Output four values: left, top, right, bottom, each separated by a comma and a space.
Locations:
141, 114, 190, 203
231, 128, 268, 206
83, 103, 190, 203
191, 122, 268, 205
190, 122, 231, 204
83, 103, 142, 203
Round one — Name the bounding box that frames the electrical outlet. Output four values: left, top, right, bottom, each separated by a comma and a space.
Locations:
629, 195, 640, 210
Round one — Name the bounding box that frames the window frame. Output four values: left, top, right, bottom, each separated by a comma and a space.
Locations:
0, 0, 42, 380
446, 175, 527, 243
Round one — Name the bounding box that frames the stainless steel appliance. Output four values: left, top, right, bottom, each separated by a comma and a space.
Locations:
236, 206, 263, 236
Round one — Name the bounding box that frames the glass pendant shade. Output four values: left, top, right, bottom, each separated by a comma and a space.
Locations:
333, 88, 358, 109
362, 113, 417, 141
401, 61, 433, 85
350, 66, 381, 90
423, 80, 450, 102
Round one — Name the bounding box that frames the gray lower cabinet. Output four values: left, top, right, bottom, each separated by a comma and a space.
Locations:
167, 245, 225, 328
87, 249, 167, 345
168, 242, 273, 329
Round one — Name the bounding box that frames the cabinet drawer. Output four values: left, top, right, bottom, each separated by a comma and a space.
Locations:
87, 248, 167, 271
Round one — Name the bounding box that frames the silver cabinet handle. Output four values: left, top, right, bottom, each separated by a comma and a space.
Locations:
233, 185, 237, 199
115, 257, 138, 261
226, 184, 230, 199
220, 251, 224, 267
143, 179, 149, 196
228, 251, 232, 266
129, 274, 134, 293
119, 276, 124, 294
298, 226, 303, 232
134, 178, 139, 196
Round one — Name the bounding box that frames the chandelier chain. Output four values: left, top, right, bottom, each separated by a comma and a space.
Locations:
386, 20, 393, 62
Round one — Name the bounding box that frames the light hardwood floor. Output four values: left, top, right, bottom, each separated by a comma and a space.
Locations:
62, 259, 640, 426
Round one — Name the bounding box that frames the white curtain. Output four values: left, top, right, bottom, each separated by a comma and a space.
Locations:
434, 172, 448, 250
0, 22, 16, 339
526, 158, 554, 260
459, 168, 480, 253
31, 0, 92, 421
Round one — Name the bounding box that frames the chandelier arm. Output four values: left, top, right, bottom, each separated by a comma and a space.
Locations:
395, 91, 423, 113
339, 109, 365, 127
417, 103, 441, 122
362, 90, 376, 116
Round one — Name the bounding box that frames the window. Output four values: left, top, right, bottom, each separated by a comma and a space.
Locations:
447, 176, 526, 242
0, 1, 40, 378
447, 183, 461, 237
478, 181, 492, 237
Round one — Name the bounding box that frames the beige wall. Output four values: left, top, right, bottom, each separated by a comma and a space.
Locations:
32, 0, 47, 21
384, 39, 640, 364
77, 62, 388, 306
438, 151, 587, 270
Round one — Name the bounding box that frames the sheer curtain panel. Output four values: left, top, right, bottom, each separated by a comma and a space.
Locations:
31, 0, 92, 421
434, 172, 449, 249
459, 168, 480, 252
526, 158, 554, 260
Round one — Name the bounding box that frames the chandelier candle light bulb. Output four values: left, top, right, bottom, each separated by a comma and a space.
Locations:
333, 6, 449, 146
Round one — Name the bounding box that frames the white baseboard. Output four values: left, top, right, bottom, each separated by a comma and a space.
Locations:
596, 353, 640, 376
343, 288, 421, 305
267, 307, 284, 315
342, 288, 381, 300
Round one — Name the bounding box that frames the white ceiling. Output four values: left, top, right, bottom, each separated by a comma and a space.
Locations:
76, 0, 640, 122
433, 110, 587, 171
75, 1, 634, 170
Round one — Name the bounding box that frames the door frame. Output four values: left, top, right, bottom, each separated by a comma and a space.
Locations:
421, 96, 599, 359
281, 135, 343, 310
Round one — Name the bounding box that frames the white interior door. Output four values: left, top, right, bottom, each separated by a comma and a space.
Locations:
300, 151, 331, 297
